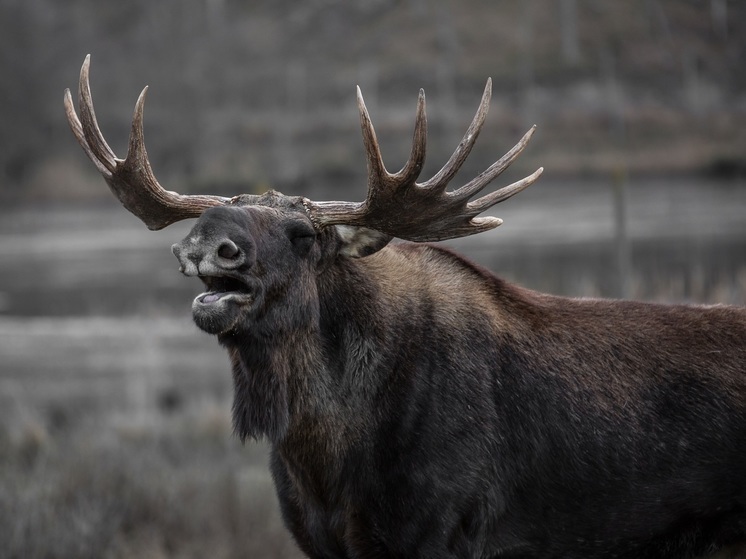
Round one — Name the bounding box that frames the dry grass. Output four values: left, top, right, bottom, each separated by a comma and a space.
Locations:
0, 413, 304, 559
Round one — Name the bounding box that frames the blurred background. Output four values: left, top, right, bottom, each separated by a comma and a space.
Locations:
1, 0, 745, 557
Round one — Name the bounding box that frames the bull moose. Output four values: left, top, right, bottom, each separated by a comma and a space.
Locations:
65, 56, 745, 558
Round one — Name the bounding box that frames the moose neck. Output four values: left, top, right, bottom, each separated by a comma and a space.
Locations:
219, 255, 388, 447
219, 275, 323, 443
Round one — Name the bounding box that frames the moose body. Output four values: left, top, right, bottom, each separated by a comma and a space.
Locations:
182, 205, 746, 558
65, 56, 746, 558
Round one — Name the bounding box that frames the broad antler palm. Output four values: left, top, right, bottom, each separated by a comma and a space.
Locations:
65, 56, 542, 241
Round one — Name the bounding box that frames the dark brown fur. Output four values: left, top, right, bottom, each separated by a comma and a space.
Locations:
171, 204, 746, 559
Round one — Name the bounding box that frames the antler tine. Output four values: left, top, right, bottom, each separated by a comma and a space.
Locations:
64, 55, 115, 177
392, 89, 427, 185
420, 78, 492, 192
77, 55, 117, 172
452, 125, 537, 203
127, 85, 151, 162
64, 88, 112, 177
357, 86, 389, 186
467, 166, 543, 215
65, 56, 230, 230
445, 166, 544, 240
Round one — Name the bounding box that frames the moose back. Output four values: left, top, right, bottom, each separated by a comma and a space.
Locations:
66, 57, 746, 558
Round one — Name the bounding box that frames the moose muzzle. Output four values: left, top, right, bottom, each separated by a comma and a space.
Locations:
171, 229, 257, 335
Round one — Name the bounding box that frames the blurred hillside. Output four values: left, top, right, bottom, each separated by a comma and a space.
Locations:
2, 0, 745, 204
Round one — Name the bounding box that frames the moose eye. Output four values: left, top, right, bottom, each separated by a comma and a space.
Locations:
285, 220, 316, 253
285, 220, 315, 239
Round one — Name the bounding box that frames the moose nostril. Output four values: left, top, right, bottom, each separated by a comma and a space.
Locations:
217, 240, 240, 260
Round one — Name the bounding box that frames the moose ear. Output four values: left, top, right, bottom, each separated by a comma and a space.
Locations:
334, 225, 392, 258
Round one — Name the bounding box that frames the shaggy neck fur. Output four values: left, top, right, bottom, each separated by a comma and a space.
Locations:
219, 254, 382, 447
218, 257, 323, 443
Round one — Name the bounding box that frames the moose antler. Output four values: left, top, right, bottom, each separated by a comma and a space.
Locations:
64, 55, 230, 230
304, 79, 543, 241
65, 56, 541, 240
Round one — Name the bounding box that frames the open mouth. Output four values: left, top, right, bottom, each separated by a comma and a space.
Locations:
196, 275, 253, 305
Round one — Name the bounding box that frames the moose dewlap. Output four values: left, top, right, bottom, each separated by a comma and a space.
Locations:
66, 56, 746, 558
